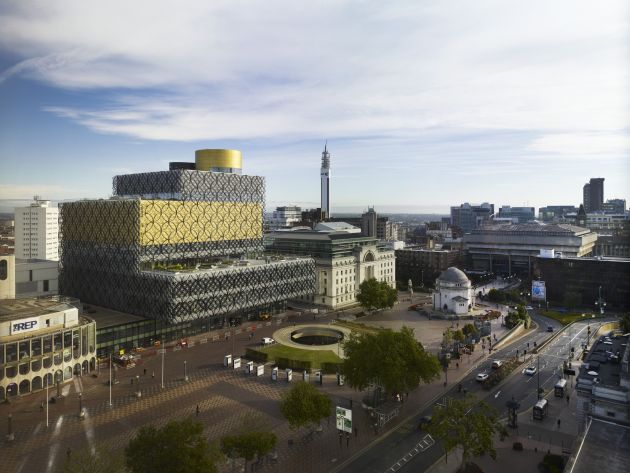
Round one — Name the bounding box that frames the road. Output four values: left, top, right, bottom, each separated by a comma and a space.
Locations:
336, 311, 610, 473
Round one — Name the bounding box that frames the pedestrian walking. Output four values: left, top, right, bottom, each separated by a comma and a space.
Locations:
346, 432, 350, 447
66, 448, 72, 460
354, 426, 358, 438
566, 395, 570, 404
557, 419, 561, 429
143, 368, 147, 376
196, 404, 200, 417
151, 370, 155, 378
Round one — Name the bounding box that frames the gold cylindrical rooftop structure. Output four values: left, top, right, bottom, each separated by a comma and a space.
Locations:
195, 149, 242, 172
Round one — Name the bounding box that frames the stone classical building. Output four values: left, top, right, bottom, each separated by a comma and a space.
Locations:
464, 222, 597, 277
432, 267, 474, 315
266, 225, 395, 309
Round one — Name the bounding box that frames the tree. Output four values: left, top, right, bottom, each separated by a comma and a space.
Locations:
57, 446, 125, 473
505, 305, 531, 329
220, 431, 277, 469
462, 323, 478, 338
356, 278, 398, 312
425, 396, 505, 472
486, 288, 504, 303
620, 313, 630, 334
280, 382, 332, 430
453, 329, 466, 344
342, 326, 441, 396
125, 418, 219, 473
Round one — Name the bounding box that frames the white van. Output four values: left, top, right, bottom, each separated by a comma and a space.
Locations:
491, 360, 503, 369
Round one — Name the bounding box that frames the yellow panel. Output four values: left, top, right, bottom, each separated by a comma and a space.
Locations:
139, 200, 262, 245
62, 200, 140, 245
195, 149, 242, 171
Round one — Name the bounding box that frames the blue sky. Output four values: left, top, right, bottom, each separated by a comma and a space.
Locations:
1, 0, 629, 214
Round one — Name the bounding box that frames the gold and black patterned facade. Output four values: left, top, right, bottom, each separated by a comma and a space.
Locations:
60, 150, 315, 322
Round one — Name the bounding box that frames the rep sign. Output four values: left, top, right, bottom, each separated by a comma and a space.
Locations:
336, 406, 352, 433
531, 281, 546, 301
11, 317, 39, 335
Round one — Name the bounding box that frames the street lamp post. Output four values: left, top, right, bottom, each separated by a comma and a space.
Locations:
184, 360, 188, 382
161, 348, 165, 389
537, 355, 542, 400
109, 353, 113, 407
7, 413, 14, 442
595, 286, 606, 315
46, 377, 49, 427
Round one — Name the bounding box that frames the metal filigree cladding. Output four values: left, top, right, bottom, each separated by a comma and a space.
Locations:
60, 167, 315, 322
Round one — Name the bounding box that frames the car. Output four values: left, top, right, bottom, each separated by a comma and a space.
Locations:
523, 366, 537, 375
417, 415, 432, 430
261, 337, 275, 346
547, 326, 554, 332
491, 360, 503, 369
476, 373, 489, 382
525, 306, 533, 310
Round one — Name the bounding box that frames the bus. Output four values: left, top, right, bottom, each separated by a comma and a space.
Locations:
554, 378, 567, 397
533, 399, 548, 420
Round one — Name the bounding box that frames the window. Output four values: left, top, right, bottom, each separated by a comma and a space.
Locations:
32, 338, 42, 357
43, 280, 49, 292
0, 259, 6, 280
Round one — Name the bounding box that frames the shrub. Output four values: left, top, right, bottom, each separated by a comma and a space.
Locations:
539, 453, 565, 473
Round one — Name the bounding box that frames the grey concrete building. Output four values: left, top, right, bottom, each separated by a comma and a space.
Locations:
463, 222, 597, 276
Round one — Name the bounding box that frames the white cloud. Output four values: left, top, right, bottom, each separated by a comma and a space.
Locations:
1, 0, 629, 209
0, 0, 627, 152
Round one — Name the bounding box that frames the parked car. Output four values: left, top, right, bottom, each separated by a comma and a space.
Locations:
261, 337, 275, 346
523, 366, 537, 376
476, 372, 489, 382
417, 415, 432, 430
525, 306, 533, 310
547, 326, 554, 332
491, 360, 503, 369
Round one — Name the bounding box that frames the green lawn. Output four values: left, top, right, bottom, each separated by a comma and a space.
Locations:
540, 310, 596, 326
258, 344, 342, 368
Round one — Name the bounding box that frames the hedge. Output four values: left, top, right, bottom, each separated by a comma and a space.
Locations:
275, 357, 312, 371
245, 348, 268, 363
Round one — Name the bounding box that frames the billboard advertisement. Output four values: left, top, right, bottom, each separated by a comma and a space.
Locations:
532, 281, 546, 301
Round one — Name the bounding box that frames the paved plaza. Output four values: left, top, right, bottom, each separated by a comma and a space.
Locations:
1, 302, 505, 473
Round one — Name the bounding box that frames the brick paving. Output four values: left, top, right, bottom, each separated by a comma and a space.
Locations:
0, 311, 492, 473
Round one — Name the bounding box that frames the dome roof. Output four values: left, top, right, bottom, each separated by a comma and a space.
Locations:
438, 267, 469, 284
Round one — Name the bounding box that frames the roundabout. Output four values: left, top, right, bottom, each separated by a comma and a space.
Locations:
272, 324, 352, 357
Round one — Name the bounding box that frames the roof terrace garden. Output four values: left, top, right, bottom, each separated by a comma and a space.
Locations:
139, 255, 297, 273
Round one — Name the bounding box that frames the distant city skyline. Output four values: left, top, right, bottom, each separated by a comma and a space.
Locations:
1, 1, 628, 213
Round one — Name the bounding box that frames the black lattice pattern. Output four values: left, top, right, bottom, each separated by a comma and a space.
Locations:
113, 170, 265, 204
60, 259, 315, 322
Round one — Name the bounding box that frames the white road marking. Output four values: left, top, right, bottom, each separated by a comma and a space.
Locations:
494, 390, 501, 398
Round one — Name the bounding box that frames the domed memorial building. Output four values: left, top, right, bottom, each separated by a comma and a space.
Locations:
432, 267, 474, 315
